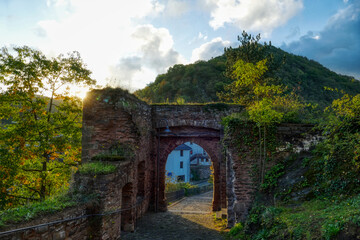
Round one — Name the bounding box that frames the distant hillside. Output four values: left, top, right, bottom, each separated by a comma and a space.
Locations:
135, 47, 360, 107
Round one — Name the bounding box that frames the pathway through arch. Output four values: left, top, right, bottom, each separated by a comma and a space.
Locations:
122, 191, 225, 240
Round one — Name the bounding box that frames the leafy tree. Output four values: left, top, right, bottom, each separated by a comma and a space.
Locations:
311, 93, 360, 196
220, 33, 303, 183
0, 46, 95, 208
224, 31, 274, 70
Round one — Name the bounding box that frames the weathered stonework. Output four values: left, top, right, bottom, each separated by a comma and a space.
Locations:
80, 90, 243, 237
224, 122, 319, 227
1, 89, 321, 239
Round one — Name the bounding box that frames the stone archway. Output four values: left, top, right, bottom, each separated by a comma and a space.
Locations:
155, 126, 226, 212
79, 89, 317, 238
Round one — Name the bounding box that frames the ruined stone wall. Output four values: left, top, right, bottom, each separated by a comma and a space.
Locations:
225, 123, 257, 227
225, 122, 319, 227
1, 88, 322, 238
80, 89, 154, 238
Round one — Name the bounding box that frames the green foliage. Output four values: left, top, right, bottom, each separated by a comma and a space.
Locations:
260, 163, 285, 191
176, 97, 186, 104
165, 181, 196, 193
310, 93, 360, 196
224, 31, 273, 67
78, 162, 117, 175
228, 93, 360, 239
212, 213, 228, 232
220, 41, 304, 125
221, 33, 303, 185
229, 195, 360, 239
134, 57, 231, 103
0, 193, 76, 227
135, 36, 360, 110
229, 223, 244, 237
0, 46, 95, 208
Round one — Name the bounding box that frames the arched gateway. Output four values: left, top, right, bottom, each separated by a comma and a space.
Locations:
156, 125, 224, 212
79, 89, 317, 238
80, 89, 241, 235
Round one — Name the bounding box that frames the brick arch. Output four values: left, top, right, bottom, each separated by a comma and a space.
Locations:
156, 127, 225, 211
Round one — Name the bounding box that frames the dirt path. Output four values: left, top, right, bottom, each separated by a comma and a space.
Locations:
121, 191, 225, 240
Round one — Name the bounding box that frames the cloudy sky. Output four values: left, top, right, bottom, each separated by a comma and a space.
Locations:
1, 0, 359, 92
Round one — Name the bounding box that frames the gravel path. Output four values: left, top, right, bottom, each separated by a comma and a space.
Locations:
121, 191, 225, 240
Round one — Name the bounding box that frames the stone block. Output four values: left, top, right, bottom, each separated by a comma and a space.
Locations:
52, 230, 66, 240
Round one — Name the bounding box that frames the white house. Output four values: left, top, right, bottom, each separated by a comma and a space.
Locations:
188, 142, 211, 166
165, 142, 211, 183
165, 144, 192, 182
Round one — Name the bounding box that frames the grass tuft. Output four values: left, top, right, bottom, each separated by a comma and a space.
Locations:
79, 162, 117, 175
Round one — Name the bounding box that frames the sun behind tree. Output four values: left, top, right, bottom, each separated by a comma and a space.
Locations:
0, 46, 96, 209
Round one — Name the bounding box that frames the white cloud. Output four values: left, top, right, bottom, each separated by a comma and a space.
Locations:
191, 37, 230, 62
207, 0, 303, 35
164, 0, 190, 18
35, 0, 165, 88
132, 25, 184, 72
108, 24, 185, 91
32, 0, 192, 91
198, 32, 208, 40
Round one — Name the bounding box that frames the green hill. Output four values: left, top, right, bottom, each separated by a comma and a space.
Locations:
135, 46, 360, 107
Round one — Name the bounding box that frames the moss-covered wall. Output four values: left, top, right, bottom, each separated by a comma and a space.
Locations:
224, 121, 320, 227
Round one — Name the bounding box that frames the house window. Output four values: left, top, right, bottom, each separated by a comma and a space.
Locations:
206, 159, 209, 162
180, 150, 183, 157
180, 161, 183, 168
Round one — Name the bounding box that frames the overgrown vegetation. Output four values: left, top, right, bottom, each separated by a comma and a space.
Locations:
78, 162, 117, 175
0, 193, 77, 228
228, 195, 360, 240
310, 93, 360, 197
214, 32, 360, 239
226, 93, 360, 239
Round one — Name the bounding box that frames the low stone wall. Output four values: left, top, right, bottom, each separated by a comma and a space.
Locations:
165, 189, 185, 203
0, 206, 89, 240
